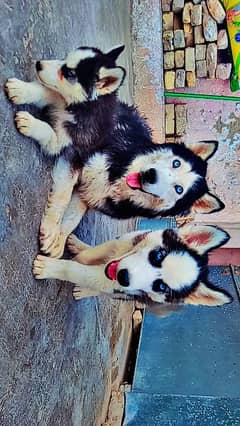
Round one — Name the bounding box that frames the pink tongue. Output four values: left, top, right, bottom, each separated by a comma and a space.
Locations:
126, 172, 141, 189
106, 261, 120, 280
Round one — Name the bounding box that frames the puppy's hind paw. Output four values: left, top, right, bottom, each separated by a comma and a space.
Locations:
67, 234, 88, 255
33, 254, 57, 280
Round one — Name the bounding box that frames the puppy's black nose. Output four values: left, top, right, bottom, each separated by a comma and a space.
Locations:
36, 61, 42, 72
142, 168, 157, 184
117, 269, 130, 287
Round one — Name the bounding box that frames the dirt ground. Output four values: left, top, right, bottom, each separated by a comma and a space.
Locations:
0, 1, 135, 425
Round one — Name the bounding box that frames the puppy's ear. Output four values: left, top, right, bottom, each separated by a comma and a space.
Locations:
106, 45, 125, 61
188, 141, 218, 161
178, 224, 230, 255
191, 192, 225, 214
96, 66, 125, 95
184, 282, 232, 306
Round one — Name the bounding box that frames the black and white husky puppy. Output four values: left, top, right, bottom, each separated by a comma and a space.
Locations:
6, 45, 224, 258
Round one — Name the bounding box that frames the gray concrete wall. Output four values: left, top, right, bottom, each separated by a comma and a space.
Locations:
0, 1, 134, 425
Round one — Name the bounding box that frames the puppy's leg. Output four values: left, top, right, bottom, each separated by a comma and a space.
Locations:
67, 234, 90, 255
45, 191, 88, 258
15, 111, 63, 155
33, 255, 113, 297
40, 160, 79, 257
72, 286, 100, 300
5, 79, 59, 107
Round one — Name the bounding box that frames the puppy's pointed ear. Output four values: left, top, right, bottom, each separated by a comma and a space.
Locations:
106, 45, 125, 61
191, 192, 225, 214
184, 282, 232, 306
178, 224, 230, 255
96, 66, 125, 95
188, 141, 218, 161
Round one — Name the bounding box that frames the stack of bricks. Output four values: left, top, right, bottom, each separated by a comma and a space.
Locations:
162, 0, 232, 89
165, 103, 187, 142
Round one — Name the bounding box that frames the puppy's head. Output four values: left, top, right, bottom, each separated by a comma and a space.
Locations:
105, 225, 232, 307
126, 141, 224, 215
36, 45, 126, 104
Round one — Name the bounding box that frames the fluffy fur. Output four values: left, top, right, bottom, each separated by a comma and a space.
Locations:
6, 45, 224, 258
33, 225, 232, 307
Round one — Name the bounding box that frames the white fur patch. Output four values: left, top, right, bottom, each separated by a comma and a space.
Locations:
161, 251, 199, 290
66, 49, 96, 68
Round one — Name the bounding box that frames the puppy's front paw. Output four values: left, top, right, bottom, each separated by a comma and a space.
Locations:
5, 78, 31, 104
33, 254, 55, 279
15, 111, 35, 138
67, 234, 87, 254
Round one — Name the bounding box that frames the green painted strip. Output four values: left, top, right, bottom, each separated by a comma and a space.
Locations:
164, 91, 240, 102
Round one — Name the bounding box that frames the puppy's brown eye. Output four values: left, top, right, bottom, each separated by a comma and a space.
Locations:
152, 279, 168, 293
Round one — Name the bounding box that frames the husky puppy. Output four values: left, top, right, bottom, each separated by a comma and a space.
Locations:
6, 45, 224, 258
33, 225, 232, 307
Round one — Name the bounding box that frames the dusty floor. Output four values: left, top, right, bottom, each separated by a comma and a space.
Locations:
0, 1, 135, 425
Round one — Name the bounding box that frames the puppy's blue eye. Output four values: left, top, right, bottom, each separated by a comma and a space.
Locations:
173, 159, 181, 168
175, 185, 183, 195
149, 248, 166, 267
66, 69, 76, 79
152, 279, 168, 293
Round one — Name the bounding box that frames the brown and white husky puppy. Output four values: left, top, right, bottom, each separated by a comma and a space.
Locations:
33, 224, 232, 307
6, 46, 224, 258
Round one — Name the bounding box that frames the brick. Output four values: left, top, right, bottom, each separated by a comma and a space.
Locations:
172, 0, 184, 12
196, 60, 207, 77
206, 0, 226, 24
206, 43, 217, 79
165, 104, 175, 135
193, 0, 201, 3
183, 2, 193, 24
162, 0, 172, 12
163, 12, 174, 30
191, 4, 202, 26
217, 29, 228, 50
164, 71, 175, 89
185, 47, 195, 71
216, 63, 232, 80
174, 29, 185, 48
184, 23, 194, 47
175, 69, 186, 88
163, 30, 174, 51
174, 13, 182, 29
186, 71, 196, 87
202, 1, 218, 42
194, 25, 205, 44
164, 51, 175, 70
195, 44, 206, 60
175, 50, 185, 68
175, 105, 187, 136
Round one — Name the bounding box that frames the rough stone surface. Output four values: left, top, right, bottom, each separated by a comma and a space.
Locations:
186, 71, 196, 87
185, 47, 195, 71
202, 1, 218, 42
0, 1, 134, 425
191, 4, 202, 26
163, 12, 174, 30
165, 104, 175, 135
175, 105, 187, 136
194, 25, 205, 44
163, 30, 174, 51
172, 0, 184, 12
195, 44, 206, 60
164, 71, 176, 89
184, 23, 194, 47
217, 29, 228, 50
196, 60, 207, 77
175, 50, 185, 68
216, 63, 232, 80
174, 29, 185, 49
164, 52, 175, 70
207, 0, 226, 24
175, 69, 186, 88
207, 43, 218, 79
162, 0, 173, 12
183, 2, 193, 24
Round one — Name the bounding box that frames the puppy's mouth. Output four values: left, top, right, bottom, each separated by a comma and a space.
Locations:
126, 172, 142, 190
105, 260, 120, 280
